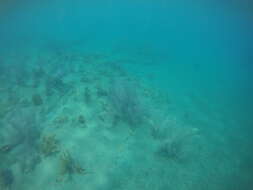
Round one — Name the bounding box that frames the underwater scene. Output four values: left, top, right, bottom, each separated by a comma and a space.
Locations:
0, 0, 253, 189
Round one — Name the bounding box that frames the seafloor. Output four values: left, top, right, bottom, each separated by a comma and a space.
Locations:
0, 45, 252, 190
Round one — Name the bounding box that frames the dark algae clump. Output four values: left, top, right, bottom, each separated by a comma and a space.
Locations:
57, 150, 85, 182
0, 169, 14, 189
32, 94, 43, 106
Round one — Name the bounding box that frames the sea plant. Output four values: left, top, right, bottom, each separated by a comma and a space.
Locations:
1, 108, 43, 173
157, 127, 199, 162
108, 79, 147, 127
45, 74, 70, 96
150, 116, 171, 140
84, 87, 91, 104
57, 150, 85, 182
53, 115, 69, 128
0, 169, 14, 190
40, 134, 59, 157
32, 94, 43, 106
0, 101, 12, 119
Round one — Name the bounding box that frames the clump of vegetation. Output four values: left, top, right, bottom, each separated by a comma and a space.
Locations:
108, 79, 147, 127
14, 65, 29, 86
77, 115, 87, 128
40, 134, 59, 157
0, 101, 11, 119
158, 138, 184, 161
0, 169, 14, 189
150, 116, 170, 140
33, 67, 45, 79
57, 150, 85, 182
53, 115, 69, 127
157, 127, 199, 162
84, 87, 91, 104
32, 94, 43, 106
2, 108, 43, 173
96, 86, 108, 97
45, 76, 70, 96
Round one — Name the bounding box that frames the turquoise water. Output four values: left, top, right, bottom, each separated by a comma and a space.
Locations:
0, 1, 252, 189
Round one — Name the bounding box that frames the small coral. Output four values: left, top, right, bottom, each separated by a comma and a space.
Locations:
57, 150, 85, 182
40, 134, 59, 157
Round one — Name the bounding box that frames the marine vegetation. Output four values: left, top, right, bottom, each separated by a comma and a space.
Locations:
84, 87, 91, 104
1, 108, 43, 173
0, 169, 14, 190
158, 137, 185, 161
32, 94, 43, 106
40, 134, 59, 157
0, 101, 12, 119
157, 127, 199, 162
53, 115, 69, 128
108, 79, 147, 127
45, 75, 70, 96
77, 114, 87, 128
150, 116, 171, 140
57, 150, 85, 182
